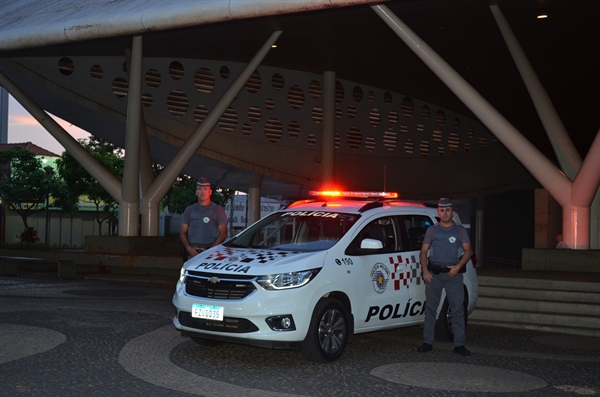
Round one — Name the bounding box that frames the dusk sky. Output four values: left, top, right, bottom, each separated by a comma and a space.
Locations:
7, 94, 91, 156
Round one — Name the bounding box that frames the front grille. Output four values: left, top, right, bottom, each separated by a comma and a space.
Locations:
185, 274, 256, 299
179, 311, 259, 333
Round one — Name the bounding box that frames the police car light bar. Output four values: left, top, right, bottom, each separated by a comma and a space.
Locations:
309, 190, 398, 199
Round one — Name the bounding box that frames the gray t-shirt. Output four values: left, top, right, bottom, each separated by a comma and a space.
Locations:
423, 222, 470, 264
181, 202, 227, 246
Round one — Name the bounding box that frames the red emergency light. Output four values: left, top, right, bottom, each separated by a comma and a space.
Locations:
309, 190, 398, 199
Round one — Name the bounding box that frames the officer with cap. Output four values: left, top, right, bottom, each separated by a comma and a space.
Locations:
179, 177, 228, 262
418, 197, 473, 356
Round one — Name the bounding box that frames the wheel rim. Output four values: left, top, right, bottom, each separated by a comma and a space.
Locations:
317, 308, 346, 355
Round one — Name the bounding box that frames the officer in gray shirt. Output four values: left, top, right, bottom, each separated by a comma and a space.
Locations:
179, 177, 228, 262
418, 197, 473, 356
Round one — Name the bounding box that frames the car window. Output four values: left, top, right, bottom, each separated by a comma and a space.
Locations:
398, 215, 434, 251
225, 211, 358, 252
345, 216, 397, 255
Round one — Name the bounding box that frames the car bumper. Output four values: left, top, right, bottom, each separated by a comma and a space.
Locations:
172, 279, 316, 343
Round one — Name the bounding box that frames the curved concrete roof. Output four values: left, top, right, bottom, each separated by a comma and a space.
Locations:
1, 0, 597, 199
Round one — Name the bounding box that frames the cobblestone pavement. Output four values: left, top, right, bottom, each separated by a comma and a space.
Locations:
1, 275, 599, 397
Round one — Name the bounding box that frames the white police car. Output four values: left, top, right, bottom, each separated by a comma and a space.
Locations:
172, 191, 479, 362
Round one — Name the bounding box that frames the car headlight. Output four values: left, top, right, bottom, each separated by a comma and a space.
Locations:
257, 269, 320, 290
179, 267, 186, 283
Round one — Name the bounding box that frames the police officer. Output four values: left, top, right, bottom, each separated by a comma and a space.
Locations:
179, 177, 228, 262
418, 197, 473, 356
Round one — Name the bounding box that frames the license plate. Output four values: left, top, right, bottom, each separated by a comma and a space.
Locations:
191, 303, 224, 321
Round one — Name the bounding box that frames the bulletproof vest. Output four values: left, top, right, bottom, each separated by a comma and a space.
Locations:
429, 224, 463, 264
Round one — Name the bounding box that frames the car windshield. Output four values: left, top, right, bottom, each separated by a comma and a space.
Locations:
225, 210, 359, 252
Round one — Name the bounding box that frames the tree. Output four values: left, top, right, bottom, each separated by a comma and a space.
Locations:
55, 137, 124, 235
160, 169, 234, 215
0, 147, 55, 238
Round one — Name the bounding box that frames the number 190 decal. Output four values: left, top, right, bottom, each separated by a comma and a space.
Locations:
335, 258, 353, 266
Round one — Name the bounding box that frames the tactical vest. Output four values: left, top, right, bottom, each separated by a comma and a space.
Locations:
429, 223, 463, 264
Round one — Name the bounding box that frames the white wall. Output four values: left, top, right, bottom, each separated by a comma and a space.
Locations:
5, 208, 110, 247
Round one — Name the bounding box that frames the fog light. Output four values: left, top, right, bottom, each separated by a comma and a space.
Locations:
266, 315, 296, 331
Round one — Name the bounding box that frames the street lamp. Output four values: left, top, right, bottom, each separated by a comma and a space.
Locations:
43, 165, 53, 245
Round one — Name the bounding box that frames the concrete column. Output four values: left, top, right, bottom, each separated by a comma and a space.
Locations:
322, 71, 335, 186
139, 123, 157, 236
120, 35, 143, 236
563, 205, 590, 250
534, 188, 561, 248
140, 123, 154, 194
592, 192, 600, 249
247, 174, 263, 225
475, 196, 484, 266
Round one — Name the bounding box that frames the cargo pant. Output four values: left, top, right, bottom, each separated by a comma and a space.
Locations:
422, 272, 466, 347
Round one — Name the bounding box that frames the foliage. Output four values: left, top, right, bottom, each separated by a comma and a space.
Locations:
55, 136, 124, 235
0, 242, 81, 250
212, 186, 235, 207
166, 173, 198, 215
0, 147, 54, 232
19, 226, 40, 243
165, 172, 235, 214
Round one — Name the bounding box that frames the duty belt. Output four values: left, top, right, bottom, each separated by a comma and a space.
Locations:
428, 261, 466, 274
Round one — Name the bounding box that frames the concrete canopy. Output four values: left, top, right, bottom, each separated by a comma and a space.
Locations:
0, 0, 598, 200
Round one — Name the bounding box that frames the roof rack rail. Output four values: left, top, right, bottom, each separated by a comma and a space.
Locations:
358, 201, 384, 213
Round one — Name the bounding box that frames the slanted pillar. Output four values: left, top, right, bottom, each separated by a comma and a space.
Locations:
491, 4, 600, 250
0, 71, 121, 201
140, 31, 282, 236
373, 4, 600, 250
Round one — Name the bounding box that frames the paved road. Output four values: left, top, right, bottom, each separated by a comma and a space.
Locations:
1, 275, 599, 397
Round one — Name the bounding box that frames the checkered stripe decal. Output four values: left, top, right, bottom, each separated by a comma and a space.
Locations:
389, 254, 422, 290
204, 247, 235, 261
205, 248, 297, 263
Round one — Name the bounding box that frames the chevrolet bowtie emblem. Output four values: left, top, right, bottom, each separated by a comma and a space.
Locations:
208, 277, 220, 284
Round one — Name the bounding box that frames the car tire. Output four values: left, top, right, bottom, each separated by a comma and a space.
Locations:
434, 296, 468, 342
191, 337, 222, 347
300, 298, 349, 363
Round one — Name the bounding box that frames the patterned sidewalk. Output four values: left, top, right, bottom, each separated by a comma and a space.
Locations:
1, 275, 599, 397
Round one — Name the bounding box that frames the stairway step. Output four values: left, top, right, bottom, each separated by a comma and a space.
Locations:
469, 308, 600, 329
469, 319, 600, 338
478, 286, 600, 303
477, 276, 600, 292
471, 274, 600, 338
476, 296, 600, 316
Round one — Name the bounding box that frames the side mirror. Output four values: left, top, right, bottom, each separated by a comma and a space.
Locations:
360, 238, 384, 250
